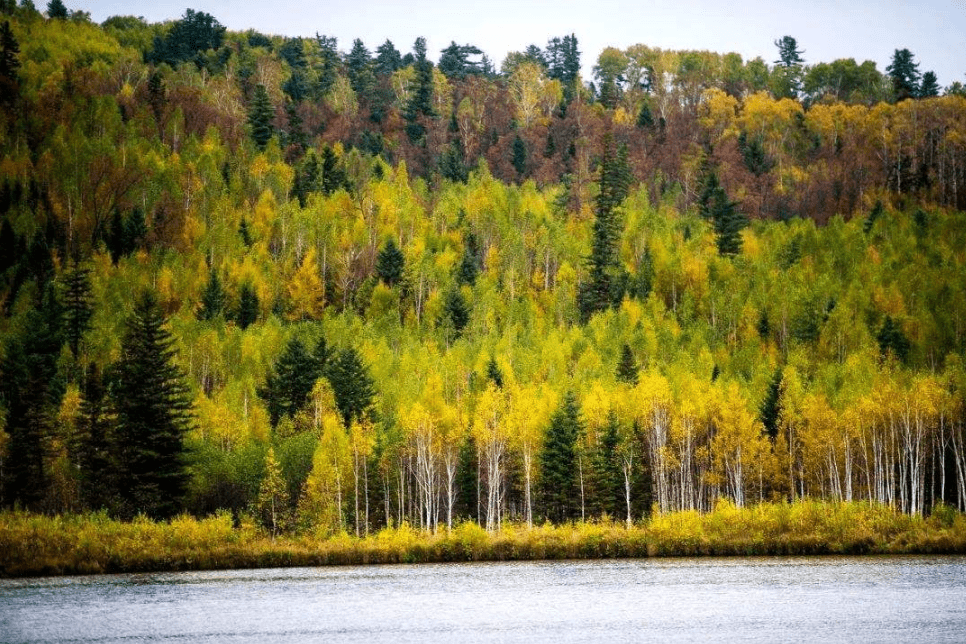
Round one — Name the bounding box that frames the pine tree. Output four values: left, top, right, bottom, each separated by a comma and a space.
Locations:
615, 343, 638, 384
760, 368, 783, 441
442, 288, 470, 339
375, 238, 405, 287
248, 84, 274, 150
326, 346, 375, 428
636, 103, 654, 129
486, 356, 503, 389
237, 282, 259, 329
111, 290, 192, 519
539, 391, 581, 523
197, 267, 226, 321
46, 0, 67, 19
877, 316, 911, 363
345, 38, 376, 103
258, 337, 326, 426
699, 167, 747, 256
919, 71, 940, 98
61, 260, 93, 358
886, 48, 921, 102
457, 232, 481, 286
593, 410, 623, 517
511, 135, 527, 177
238, 217, 253, 247
0, 20, 19, 107
404, 37, 435, 143
375, 39, 402, 76
78, 364, 114, 511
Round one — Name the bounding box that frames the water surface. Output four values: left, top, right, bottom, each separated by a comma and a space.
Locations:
2, 556, 965, 642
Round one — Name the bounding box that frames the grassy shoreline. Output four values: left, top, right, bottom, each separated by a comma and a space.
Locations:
2, 501, 964, 578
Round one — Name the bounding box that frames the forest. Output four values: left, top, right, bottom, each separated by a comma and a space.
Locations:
1, 2, 966, 544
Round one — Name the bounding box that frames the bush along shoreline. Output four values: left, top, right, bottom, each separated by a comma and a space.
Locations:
2, 501, 964, 578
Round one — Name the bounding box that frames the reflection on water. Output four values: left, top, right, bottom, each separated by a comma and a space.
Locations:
2, 556, 966, 643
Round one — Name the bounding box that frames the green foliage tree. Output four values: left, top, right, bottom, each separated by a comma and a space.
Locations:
0, 20, 19, 106
326, 346, 375, 428
486, 356, 503, 389
259, 337, 327, 427
919, 71, 940, 98
236, 282, 259, 330
46, 0, 67, 19
546, 34, 580, 102
441, 288, 470, 340
375, 238, 404, 287
405, 37, 435, 143
150, 9, 225, 67
539, 391, 581, 522
616, 343, 638, 384
759, 368, 783, 441
886, 48, 921, 102
511, 135, 527, 177
699, 168, 747, 256
439, 41, 484, 80
593, 410, 624, 517
248, 84, 274, 150
375, 39, 402, 75
457, 232, 481, 286
78, 364, 113, 511
877, 315, 911, 363
345, 38, 376, 103
197, 267, 226, 321
110, 290, 192, 519
61, 261, 92, 358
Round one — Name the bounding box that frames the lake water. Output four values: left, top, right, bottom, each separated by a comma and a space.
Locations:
2, 556, 965, 643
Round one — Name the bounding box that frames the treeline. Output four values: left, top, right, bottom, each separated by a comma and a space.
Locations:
0, 5, 965, 536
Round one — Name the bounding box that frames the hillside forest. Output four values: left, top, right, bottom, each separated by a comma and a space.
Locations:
2, 3, 966, 537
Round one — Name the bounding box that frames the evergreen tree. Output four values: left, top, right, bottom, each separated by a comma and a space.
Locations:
615, 343, 638, 384
0, 20, 19, 107
150, 9, 225, 67
439, 140, 468, 183
0, 286, 63, 510
46, 0, 67, 19
699, 167, 747, 256
110, 290, 192, 519
345, 38, 375, 103
61, 260, 93, 358
457, 232, 481, 286
886, 48, 921, 102
738, 131, 773, 176
486, 356, 503, 389
375, 39, 402, 76
326, 346, 375, 428
630, 246, 653, 300
578, 136, 632, 321
454, 434, 479, 521
919, 71, 940, 98
375, 238, 405, 287
539, 391, 581, 523
864, 200, 884, 234
442, 288, 470, 339
877, 316, 911, 363
760, 368, 783, 441
636, 103, 654, 129
773, 35, 804, 67
593, 410, 623, 517
248, 84, 274, 150
511, 135, 527, 177
258, 337, 326, 426
197, 267, 226, 321
438, 41, 484, 79
78, 364, 114, 511
238, 217, 253, 247
236, 282, 259, 329
405, 37, 435, 143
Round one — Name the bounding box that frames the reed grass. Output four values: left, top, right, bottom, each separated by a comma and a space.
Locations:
2, 501, 964, 578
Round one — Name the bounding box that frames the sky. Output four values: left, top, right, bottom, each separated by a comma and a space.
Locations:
76, 0, 966, 87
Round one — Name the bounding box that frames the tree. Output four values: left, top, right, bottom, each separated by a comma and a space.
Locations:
511, 135, 527, 176
46, 0, 67, 19
441, 288, 470, 339
111, 291, 192, 519
375, 238, 405, 287
150, 9, 225, 66
257, 446, 289, 537
886, 48, 921, 102
698, 167, 747, 256
61, 261, 92, 358
578, 136, 632, 321
258, 337, 327, 427
877, 316, 911, 363
546, 34, 580, 102
773, 36, 804, 67
539, 391, 581, 522
326, 346, 375, 428
0, 20, 19, 107
404, 37, 435, 143
616, 343, 638, 384
439, 41, 484, 80
77, 364, 113, 511
760, 368, 783, 441
919, 71, 940, 98
248, 84, 274, 150
345, 38, 376, 103
375, 39, 402, 76
197, 267, 225, 321
486, 357, 503, 389
457, 232, 481, 286
236, 282, 259, 329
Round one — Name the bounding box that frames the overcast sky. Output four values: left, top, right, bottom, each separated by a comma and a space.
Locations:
76, 0, 965, 87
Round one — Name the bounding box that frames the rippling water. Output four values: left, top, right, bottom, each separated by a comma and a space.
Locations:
2, 556, 966, 642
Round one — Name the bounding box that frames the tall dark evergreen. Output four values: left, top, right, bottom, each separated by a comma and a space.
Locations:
438, 41, 484, 80
457, 232, 481, 286
0, 286, 63, 510
46, 0, 67, 19
699, 167, 747, 256
773, 36, 804, 67
511, 135, 527, 177
615, 343, 638, 384
0, 19, 19, 107
919, 71, 939, 98
375, 39, 402, 76
760, 368, 783, 441
441, 288, 470, 339
578, 135, 632, 321
486, 356, 503, 389
78, 364, 114, 511
877, 315, 911, 363
405, 37, 435, 143
236, 282, 259, 329
258, 337, 326, 426
345, 38, 376, 103
248, 84, 274, 150
546, 34, 581, 102
375, 238, 405, 287
886, 48, 921, 102
326, 346, 375, 428
150, 9, 225, 67
61, 260, 93, 358
592, 410, 624, 517
110, 291, 192, 519
539, 391, 581, 523
198, 267, 226, 321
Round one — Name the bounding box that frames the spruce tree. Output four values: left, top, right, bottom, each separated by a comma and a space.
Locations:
237, 282, 259, 329
238, 217, 253, 247
375, 238, 405, 287
877, 316, 911, 363
539, 391, 581, 523
442, 288, 470, 339
486, 356, 503, 389
404, 37, 434, 143
326, 346, 375, 428
615, 343, 638, 384
699, 167, 747, 256
197, 267, 226, 321
457, 232, 481, 286
511, 135, 527, 176
258, 337, 326, 426
46, 0, 67, 19
593, 410, 623, 517
78, 364, 114, 511
111, 290, 192, 519
61, 260, 93, 358
760, 368, 783, 441
0, 19, 19, 107
919, 71, 940, 98
886, 48, 921, 102
248, 84, 274, 150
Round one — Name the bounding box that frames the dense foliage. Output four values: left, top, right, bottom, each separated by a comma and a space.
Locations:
1, 6, 965, 537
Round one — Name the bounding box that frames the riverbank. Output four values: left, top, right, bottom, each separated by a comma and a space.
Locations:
2, 501, 964, 578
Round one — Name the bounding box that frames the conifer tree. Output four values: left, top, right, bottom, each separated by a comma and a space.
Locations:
326, 346, 375, 428
457, 232, 481, 286
615, 343, 638, 384
593, 410, 623, 517
919, 71, 940, 98
404, 37, 435, 143
0, 20, 19, 107
886, 48, 921, 102
197, 268, 226, 321
760, 368, 783, 441
442, 288, 470, 339
78, 364, 113, 511
111, 290, 192, 519
539, 391, 581, 522
511, 135, 527, 177
61, 260, 92, 358
877, 316, 911, 363
486, 356, 503, 389
259, 337, 326, 426
375, 238, 405, 287
238, 217, 253, 247
237, 282, 259, 329
248, 84, 274, 150
46, 0, 67, 19
699, 167, 747, 256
